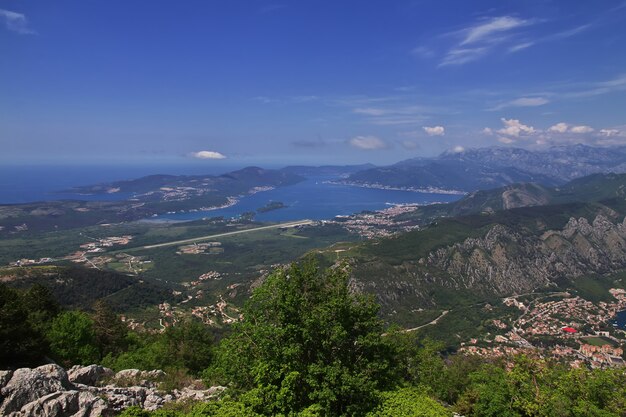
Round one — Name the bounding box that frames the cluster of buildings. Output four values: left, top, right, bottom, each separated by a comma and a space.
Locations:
176, 242, 223, 255
578, 336, 624, 368
461, 291, 626, 368
190, 298, 241, 326
9, 257, 53, 267
187, 271, 222, 287
79, 235, 133, 253
328, 204, 424, 238
139, 185, 215, 202
514, 295, 626, 339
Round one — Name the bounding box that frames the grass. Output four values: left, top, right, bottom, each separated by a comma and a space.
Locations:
580, 336, 618, 347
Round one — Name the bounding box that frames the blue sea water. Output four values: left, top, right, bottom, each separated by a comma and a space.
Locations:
614, 310, 626, 330
0, 166, 461, 221
153, 176, 462, 222
0, 164, 240, 204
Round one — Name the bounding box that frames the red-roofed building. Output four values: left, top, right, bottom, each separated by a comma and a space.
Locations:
562, 327, 577, 333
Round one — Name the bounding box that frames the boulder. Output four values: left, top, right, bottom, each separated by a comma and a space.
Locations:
0, 364, 72, 415
112, 369, 164, 388
0, 365, 225, 416
9, 390, 109, 417
68, 365, 113, 386
0, 370, 13, 389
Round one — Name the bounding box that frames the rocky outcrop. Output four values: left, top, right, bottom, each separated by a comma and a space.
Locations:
424, 215, 626, 296
352, 215, 626, 310
0, 365, 225, 417
67, 365, 114, 386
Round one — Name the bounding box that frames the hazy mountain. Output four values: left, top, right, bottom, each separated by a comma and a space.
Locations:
344, 145, 626, 192
68, 166, 303, 195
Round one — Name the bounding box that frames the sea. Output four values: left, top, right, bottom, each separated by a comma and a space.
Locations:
0, 164, 461, 221
614, 310, 626, 330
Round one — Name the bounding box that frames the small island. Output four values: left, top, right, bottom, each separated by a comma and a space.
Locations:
257, 201, 288, 213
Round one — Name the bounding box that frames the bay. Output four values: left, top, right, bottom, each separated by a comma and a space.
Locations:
153, 176, 462, 222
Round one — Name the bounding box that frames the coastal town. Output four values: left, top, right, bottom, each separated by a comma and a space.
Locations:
326, 203, 426, 238
459, 290, 626, 368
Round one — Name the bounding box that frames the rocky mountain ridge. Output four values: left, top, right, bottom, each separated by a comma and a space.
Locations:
349, 212, 626, 312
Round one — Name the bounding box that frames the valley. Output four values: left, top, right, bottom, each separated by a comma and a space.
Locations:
3, 163, 626, 371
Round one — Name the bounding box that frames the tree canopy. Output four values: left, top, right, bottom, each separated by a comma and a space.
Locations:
207, 259, 397, 416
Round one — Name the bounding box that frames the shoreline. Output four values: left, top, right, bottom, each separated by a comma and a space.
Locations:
147, 186, 277, 221
326, 180, 467, 196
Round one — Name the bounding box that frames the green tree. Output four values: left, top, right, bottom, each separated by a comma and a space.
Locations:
23, 283, 61, 330
207, 259, 397, 416
161, 318, 214, 374
103, 319, 213, 376
0, 284, 48, 367
48, 310, 99, 365
92, 299, 129, 358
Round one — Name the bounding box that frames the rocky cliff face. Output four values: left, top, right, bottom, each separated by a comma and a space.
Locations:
351, 215, 626, 310
0, 364, 224, 417
425, 215, 626, 296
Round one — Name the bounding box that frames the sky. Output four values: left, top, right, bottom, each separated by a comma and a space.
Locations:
1, 0, 626, 166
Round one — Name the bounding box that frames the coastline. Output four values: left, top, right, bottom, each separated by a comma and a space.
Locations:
326, 180, 467, 196
147, 186, 277, 221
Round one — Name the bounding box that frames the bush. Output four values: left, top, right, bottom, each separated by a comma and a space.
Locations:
367, 388, 451, 417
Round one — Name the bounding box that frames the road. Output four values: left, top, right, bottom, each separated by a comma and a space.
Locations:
382, 310, 449, 336
134, 220, 315, 250
402, 310, 450, 333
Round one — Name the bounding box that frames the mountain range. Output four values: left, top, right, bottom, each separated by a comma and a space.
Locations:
328, 173, 626, 321
343, 144, 626, 192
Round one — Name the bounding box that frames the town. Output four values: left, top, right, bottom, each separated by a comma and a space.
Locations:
460, 290, 626, 368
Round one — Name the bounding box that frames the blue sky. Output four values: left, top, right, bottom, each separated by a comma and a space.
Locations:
1, 0, 626, 166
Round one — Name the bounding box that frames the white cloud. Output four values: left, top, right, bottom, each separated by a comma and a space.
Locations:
489, 96, 549, 111
0, 9, 35, 34
348, 136, 388, 150
560, 73, 626, 99
509, 42, 534, 53
600, 129, 620, 137
439, 47, 488, 66
570, 125, 594, 134
352, 105, 432, 126
548, 122, 569, 133
548, 123, 594, 134
423, 126, 445, 136
439, 16, 532, 66
509, 97, 549, 107
190, 151, 227, 160
497, 118, 535, 137
484, 119, 623, 147
461, 16, 530, 46
452, 146, 465, 153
